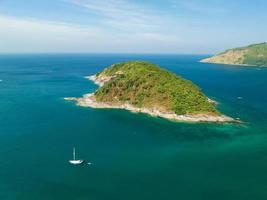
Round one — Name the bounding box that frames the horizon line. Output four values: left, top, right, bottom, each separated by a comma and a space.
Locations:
0, 52, 213, 56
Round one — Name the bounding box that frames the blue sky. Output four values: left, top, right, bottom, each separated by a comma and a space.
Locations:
0, 0, 266, 54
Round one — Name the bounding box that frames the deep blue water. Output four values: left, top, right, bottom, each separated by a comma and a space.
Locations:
0, 54, 267, 200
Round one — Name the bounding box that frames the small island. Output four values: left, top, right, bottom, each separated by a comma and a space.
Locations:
201, 43, 267, 67
65, 61, 236, 123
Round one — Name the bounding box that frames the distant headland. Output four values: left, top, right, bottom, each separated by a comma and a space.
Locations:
201, 43, 267, 67
65, 61, 237, 123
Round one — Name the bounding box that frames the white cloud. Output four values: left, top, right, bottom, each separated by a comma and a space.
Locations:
0, 15, 182, 53
67, 0, 171, 32
0, 15, 108, 52
170, 0, 227, 15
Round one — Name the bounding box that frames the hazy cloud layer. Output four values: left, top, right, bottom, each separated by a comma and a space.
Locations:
0, 0, 266, 53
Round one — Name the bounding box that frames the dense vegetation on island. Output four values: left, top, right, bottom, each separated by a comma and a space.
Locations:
201, 43, 267, 66
94, 61, 219, 116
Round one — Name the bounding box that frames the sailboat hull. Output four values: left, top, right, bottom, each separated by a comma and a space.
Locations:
69, 160, 84, 165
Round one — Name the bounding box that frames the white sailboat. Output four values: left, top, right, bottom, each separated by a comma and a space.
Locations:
69, 147, 84, 165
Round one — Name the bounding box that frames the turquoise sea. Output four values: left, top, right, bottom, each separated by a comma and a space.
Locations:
0, 54, 267, 200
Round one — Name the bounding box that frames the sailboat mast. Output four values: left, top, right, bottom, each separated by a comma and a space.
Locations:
73, 147, 76, 160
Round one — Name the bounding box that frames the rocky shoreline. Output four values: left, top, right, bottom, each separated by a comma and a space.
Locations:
65, 75, 239, 123
200, 59, 257, 67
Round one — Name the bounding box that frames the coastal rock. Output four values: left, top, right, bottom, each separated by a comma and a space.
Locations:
65, 94, 236, 123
